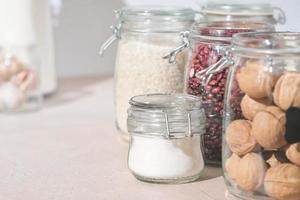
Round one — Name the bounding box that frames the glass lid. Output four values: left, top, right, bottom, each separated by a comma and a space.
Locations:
120, 6, 195, 21
232, 32, 300, 56
129, 93, 202, 111
128, 94, 206, 139
201, 3, 274, 16
190, 21, 274, 40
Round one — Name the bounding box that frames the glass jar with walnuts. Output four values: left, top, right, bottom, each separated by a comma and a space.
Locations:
223, 32, 300, 200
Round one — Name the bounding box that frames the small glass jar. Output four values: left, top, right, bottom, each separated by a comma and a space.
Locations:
201, 3, 286, 26
165, 22, 274, 165
127, 94, 206, 184
222, 32, 300, 200
0, 45, 41, 112
100, 7, 195, 141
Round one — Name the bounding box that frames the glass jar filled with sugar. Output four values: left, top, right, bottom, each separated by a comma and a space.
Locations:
127, 94, 206, 184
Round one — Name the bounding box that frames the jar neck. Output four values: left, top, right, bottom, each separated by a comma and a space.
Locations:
232, 32, 300, 58
121, 20, 194, 34
201, 3, 286, 25
127, 94, 206, 139
118, 7, 195, 33
204, 15, 276, 25
189, 21, 274, 43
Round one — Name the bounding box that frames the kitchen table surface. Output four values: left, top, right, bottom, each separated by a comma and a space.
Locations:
0, 77, 226, 200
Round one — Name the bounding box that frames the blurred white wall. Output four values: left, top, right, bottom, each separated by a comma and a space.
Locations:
54, 0, 122, 77
54, 0, 299, 77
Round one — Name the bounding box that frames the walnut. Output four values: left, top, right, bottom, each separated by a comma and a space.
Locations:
252, 106, 287, 150
240, 95, 272, 120
226, 120, 257, 156
237, 60, 278, 99
273, 73, 300, 110
235, 153, 266, 192
225, 153, 241, 181
286, 143, 300, 167
265, 164, 300, 200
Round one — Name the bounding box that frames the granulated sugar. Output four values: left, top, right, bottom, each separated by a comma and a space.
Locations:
128, 135, 204, 179
115, 36, 186, 136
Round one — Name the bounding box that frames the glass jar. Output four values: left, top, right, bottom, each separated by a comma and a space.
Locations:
201, 3, 286, 25
100, 7, 195, 141
0, 45, 41, 112
222, 32, 300, 200
127, 94, 206, 184
166, 22, 274, 165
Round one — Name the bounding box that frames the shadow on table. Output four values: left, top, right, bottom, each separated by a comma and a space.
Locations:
197, 166, 223, 182
44, 76, 111, 108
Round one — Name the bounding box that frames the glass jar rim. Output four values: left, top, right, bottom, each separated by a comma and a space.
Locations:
129, 93, 202, 111
201, 3, 274, 16
120, 6, 196, 21
118, 7, 196, 33
190, 21, 274, 41
128, 94, 205, 139
232, 32, 300, 56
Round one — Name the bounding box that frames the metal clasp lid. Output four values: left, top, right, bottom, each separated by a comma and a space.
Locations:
163, 111, 193, 139
163, 31, 190, 63
195, 47, 234, 85
99, 10, 122, 56
273, 7, 286, 25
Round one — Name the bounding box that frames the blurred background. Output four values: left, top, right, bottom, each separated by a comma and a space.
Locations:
54, 0, 299, 78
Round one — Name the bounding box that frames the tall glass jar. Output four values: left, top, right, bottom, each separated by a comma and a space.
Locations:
127, 94, 206, 184
0, 45, 41, 112
223, 32, 300, 200
172, 22, 274, 165
100, 7, 195, 141
201, 3, 286, 26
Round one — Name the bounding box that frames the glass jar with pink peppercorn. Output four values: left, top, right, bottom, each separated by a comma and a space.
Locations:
165, 21, 274, 165
188, 22, 274, 165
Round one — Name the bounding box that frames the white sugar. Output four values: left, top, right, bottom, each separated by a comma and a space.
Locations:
128, 135, 204, 179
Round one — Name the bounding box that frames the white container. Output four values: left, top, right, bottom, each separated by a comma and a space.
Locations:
0, 0, 57, 96
34, 0, 57, 95
0, 0, 42, 112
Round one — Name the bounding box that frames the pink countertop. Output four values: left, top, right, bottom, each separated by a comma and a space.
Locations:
0, 77, 226, 200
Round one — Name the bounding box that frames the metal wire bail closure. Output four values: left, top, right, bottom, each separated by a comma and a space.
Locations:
163, 111, 193, 139
273, 7, 286, 25
195, 48, 234, 86
163, 31, 190, 64
99, 10, 122, 56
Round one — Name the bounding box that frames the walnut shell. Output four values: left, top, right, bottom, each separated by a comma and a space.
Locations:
241, 95, 272, 120
235, 153, 266, 192
263, 151, 289, 167
226, 120, 257, 156
286, 143, 300, 167
252, 106, 287, 150
225, 153, 241, 181
273, 73, 300, 110
237, 60, 278, 99
265, 164, 300, 200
